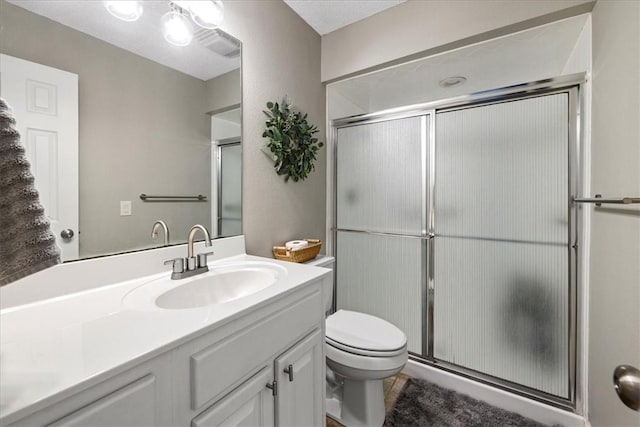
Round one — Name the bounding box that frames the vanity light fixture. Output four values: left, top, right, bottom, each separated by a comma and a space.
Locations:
105, 1, 225, 47
161, 3, 194, 46
174, 0, 225, 30
103, 1, 143, 22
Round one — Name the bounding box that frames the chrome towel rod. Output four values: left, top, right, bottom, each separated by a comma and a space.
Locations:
573, 194, 640, 206
140, 194, 207, 202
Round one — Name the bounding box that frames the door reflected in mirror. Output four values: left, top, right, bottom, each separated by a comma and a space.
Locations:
211, 108, 242, 238
0, 0, 242, 262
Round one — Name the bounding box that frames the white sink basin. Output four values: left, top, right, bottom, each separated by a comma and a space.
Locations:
157, 269, 277, 309
122, 262, 287, 310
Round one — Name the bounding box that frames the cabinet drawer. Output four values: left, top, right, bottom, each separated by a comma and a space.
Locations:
190, 290, 321, 409
191, 367, 274, 427
47, 375, 156, 427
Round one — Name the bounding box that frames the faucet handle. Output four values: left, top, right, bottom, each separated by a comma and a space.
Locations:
164, 257, 184, 274
197, 251, 214, 268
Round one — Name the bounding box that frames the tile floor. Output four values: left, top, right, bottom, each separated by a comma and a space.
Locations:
326, 373, 410, 427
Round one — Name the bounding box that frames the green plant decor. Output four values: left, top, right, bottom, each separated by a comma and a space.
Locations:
262, 99, 324, 182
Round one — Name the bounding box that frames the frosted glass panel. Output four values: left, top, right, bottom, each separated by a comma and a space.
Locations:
433, 93, 570, 397
434, 238, 568, 397
337, 116, 426, 234
336, 231, 423, 353
219, 144, 242, 237
435, 94, 569, 243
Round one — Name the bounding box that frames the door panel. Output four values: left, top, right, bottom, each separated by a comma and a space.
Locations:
336, 231, 423, 354
433, 94, 571, 397
336, 116, 426, 234
589, 0, 640, 424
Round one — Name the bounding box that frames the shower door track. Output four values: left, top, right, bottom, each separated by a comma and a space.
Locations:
331, 73, 585, 411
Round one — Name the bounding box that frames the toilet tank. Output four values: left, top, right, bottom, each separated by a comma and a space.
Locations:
305, 256, 335, 313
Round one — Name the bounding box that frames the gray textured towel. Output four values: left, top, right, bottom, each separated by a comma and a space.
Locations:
0, 98, 61, 286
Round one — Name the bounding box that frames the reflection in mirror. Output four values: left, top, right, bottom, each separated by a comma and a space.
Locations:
211, 108, 242, 238
0, 0, 241, 262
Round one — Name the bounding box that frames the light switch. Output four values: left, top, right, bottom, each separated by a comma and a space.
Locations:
120, 200, 132, 216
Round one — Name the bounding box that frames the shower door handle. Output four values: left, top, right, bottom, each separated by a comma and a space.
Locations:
613, 365, 640, 411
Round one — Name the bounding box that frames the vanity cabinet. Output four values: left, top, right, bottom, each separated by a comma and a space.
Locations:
177, 286, 325, 426
193, 327, 324, 427
3, 277, 326, 427
6, 355, 173, 427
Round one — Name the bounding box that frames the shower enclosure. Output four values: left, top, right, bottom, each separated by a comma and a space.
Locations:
332, 75, 582, 408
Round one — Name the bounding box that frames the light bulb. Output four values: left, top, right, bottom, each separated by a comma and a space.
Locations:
104, 1, 143, 22
161, 10, 194, 46
174, 0, 224, 29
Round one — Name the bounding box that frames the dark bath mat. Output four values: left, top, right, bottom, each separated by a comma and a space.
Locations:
385, 378, 547, 427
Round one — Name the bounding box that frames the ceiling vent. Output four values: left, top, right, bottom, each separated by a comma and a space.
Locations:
194, 28, 241, 58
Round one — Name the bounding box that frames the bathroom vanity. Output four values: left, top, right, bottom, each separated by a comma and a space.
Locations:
0, 247, 330, 426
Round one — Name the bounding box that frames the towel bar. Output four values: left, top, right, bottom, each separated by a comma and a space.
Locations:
140, 194, 207, 202
572, 195, 640, 207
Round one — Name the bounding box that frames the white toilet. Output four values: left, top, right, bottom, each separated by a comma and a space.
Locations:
306, 256, 408, 427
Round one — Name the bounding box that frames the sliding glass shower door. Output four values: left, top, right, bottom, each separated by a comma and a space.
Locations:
336, 116, 428, 354
333, 81, 579, 404
433, 94, 571, 398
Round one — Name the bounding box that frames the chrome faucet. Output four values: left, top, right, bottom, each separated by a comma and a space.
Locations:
151, 220, 170, 246
164, 224, 214, 280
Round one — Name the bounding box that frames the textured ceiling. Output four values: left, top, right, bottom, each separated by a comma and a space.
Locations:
284, 0, 407, 35
328, 14, 589, 118
6, 0, 240, 81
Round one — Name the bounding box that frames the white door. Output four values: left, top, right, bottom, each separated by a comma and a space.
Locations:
589, 1, 640, 425
0, 54, 79, 260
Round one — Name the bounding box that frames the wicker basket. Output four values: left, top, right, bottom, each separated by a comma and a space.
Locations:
273, 239, 322, 263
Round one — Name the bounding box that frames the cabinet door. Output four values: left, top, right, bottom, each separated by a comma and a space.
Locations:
47, 375, 157, 427
274, 329, 324, 427
192, 367, 274, 427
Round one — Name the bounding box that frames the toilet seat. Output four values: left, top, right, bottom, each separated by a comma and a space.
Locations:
326, 310, 407, 353
325, 310, 408, 373
326, 340, 408, 374
326, 336, 406, 357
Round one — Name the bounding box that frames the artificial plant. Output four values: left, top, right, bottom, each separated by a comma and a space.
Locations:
262, 98, 323, 182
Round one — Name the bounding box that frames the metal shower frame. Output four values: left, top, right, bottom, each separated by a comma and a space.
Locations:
330, 73, 586, 411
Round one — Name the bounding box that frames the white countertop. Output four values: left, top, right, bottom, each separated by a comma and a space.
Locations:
0, 254, 330, 424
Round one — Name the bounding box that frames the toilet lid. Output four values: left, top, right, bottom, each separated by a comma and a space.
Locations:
326, 310, 407, 353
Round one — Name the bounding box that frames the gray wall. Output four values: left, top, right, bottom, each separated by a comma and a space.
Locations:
205, 69, 241, 113
321, 0, 594, 82
589, 0, 640, 425
220, 1, 326, 258
0, 1, 212, 258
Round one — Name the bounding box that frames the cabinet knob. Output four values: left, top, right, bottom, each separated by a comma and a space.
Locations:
283, 364, 294, 382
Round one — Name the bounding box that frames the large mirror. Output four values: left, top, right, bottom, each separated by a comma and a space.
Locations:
0, 0, 242, 262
